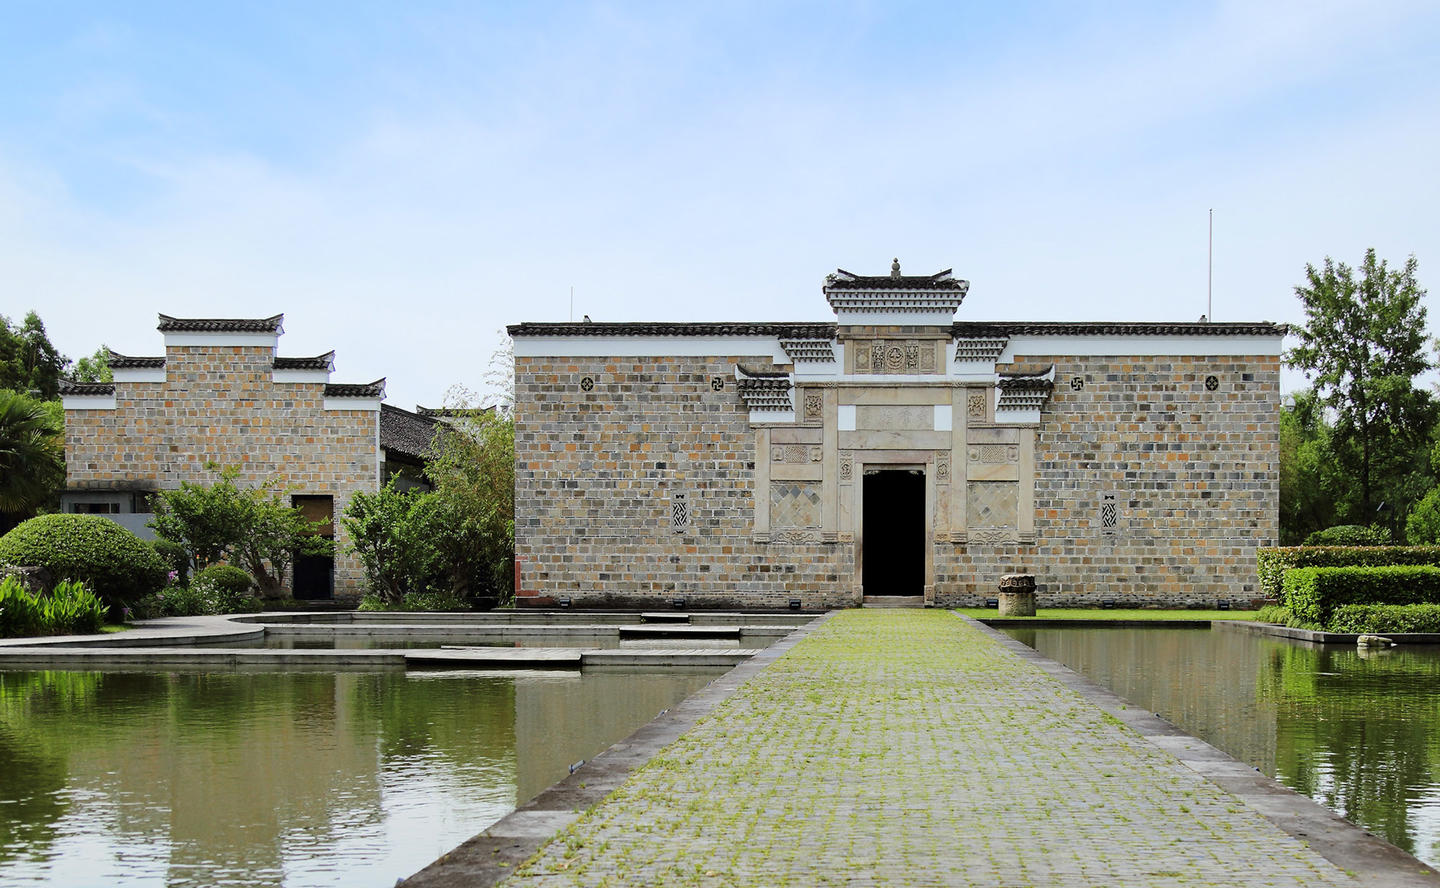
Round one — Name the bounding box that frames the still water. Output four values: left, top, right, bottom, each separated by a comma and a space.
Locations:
1007, 627, 1440, 866
0, 668, 719, 887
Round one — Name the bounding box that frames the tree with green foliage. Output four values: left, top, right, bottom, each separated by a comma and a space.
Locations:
342, 481, 440, 606
0, 390, 66, 533
71, 347, 112, 384
1287, 249, 1434, 535
0, 312, 70, 400
1278, 389, 1342, 544
148, 465, 332, 598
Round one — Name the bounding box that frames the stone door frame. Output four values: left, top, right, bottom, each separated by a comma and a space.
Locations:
853, 452, 937, 604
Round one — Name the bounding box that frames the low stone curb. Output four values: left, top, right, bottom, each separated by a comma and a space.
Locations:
398, 613, 833, 888
966, 615, 1440, 887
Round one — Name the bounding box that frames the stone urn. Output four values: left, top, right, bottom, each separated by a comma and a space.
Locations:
997, 574, 1037, 617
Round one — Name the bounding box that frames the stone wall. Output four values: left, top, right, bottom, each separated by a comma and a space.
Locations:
515, 350, 1279, 609
513, 355, 852, 609
933, 354, 1280, 607
64, 344, 379, 598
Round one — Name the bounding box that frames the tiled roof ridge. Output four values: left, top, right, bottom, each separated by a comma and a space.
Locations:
382, 402, 441, 425
507, 322, 836, 338
105, 349, 165, 369
273, 351, 336, 371
380, 403, 440, 461
950, 321, 1287, 336
824, 267, 965, 291
157, 313, 284, 333
324, 379, 386, 398
59, 379, 115, 395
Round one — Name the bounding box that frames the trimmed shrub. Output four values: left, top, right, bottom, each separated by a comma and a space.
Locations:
192, 564, 259, 614
151, 539, 191, 586
1329, 604, 1440, 634
0, 515, 166, 610
1257, 546, 1440, 600
1254, 604, 1316, 630
1304, 524, 1393, 546
1283, 565, 1440, 626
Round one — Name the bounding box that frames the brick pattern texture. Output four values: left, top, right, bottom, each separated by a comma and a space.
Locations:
64, 345, 379, 598
514, 352, 1278, 609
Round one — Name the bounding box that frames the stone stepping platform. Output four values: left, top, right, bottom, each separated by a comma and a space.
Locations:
617, 625, 742, 639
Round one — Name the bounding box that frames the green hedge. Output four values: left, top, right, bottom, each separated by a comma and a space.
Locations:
1283, 565, 1440, 625
0, 514, 167, 610
1258, 546, 1440, 599
1329, 604, 1440, 634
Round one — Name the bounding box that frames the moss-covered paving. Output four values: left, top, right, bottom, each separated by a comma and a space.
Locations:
500, 610, 1354, 887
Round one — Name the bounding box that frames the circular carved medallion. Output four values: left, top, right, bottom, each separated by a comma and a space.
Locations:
1205, 375, 1219, 391
580, 376, 594, 392
885, 346, 904, 370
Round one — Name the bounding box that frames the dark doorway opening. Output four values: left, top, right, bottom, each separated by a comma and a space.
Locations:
862, 469, 925, 596
292, 495, 335, 600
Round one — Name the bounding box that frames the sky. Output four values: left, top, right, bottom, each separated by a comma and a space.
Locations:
3, 1, 1439, 409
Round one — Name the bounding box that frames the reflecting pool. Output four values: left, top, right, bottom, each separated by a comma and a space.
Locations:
1007, 626, 1440, 866
0, 667, 720, 887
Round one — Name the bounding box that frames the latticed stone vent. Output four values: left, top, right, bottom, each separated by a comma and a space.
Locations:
953, 338, 1008, 363
1100, 491, 1119, 536
735, 366, 793, 412
779, 339, 838, 363
671, 492, 690, 532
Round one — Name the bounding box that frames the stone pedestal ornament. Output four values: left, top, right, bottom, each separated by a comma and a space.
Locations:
997, 573, 1037, 617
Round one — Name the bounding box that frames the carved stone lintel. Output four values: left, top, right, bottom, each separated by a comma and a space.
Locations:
773, 529, 822, 545
968, 525, 1015, 545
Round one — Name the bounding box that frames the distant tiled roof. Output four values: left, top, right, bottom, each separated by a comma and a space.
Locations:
324, 379, 386, 398
58, 380, 115, 395
823, 266, 968, 292
106, 350, 165, 369
950, 321, 1287, 337
157, 313, 284, 333
508, 322, 835, 338
273, 351, 335, 371
380, 404, 440, 461
416, 405, 496, 418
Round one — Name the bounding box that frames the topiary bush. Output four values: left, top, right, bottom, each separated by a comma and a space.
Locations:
1303, 524, 1393, 546
191, 563, 259, 614
1257, 546, 1440, 599
0, 514, 166, 611
1283, 564, 1440, 626
1329, 603, 1440, 634
150, 539, 191, 586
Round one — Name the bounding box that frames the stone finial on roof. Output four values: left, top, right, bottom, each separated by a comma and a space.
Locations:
891, 258, 901, 279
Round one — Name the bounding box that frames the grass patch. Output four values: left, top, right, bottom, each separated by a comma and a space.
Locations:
100, 623, 130, 634
953, 607, 1260, 621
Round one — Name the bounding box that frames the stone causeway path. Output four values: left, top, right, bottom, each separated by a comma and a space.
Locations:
493, 610, 1364, 887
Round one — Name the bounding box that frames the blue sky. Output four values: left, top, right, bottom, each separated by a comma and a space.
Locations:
4, 1, 1439, 408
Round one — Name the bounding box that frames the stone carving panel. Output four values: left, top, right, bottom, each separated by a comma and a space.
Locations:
771, 481, 823, 528
936, 453, 951, 484
772, 445, 815, 464
967, 391, 987, 421
966, 481, 1017, 528
839, 451, 854, 483
968, 526, 1014, 545
803, 390, 823, 422
853, 340, 938, 374
968, 444, 1018, 464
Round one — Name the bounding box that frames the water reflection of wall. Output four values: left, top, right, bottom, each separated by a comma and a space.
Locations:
1017, 629, 1281, 775
513, 670, 718, 803
0, 671, 519, 887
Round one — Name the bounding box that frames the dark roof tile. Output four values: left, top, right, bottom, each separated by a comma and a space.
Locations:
380, 404, 440, 461
106, 350, 165, 369
59, 380, 115, 396
324, 379, 386, 398
951, 321, 1287, 337
157, 313, 284, 333
273, 351, 335, 371
823, 267, 967, 291
508, 322, 835, 338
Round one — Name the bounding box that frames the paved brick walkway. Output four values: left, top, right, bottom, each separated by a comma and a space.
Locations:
498, 610, 1357, 887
